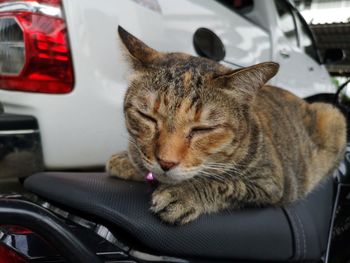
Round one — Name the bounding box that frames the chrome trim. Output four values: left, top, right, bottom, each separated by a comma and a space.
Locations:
0, 129, 38, 135
0, 42, 25, 47
27, 195, 189, 262
96, 251, 128, 258
0, 1, 62, 18
0, 194, 23, 198
31, 196, 130, 252
130, 250, 189, 263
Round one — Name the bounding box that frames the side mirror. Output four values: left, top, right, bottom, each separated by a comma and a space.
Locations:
323, 48, 345, 64
193, 28, 225, 62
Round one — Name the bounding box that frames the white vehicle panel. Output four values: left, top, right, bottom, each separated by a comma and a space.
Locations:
0, 0, 270, 168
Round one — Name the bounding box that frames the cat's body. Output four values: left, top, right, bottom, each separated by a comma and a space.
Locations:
107, 26, 346, 225
250, 85, 344, 202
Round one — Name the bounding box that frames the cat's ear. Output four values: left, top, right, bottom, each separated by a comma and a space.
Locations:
118, 26, 162, 70
213, 62, 279, 102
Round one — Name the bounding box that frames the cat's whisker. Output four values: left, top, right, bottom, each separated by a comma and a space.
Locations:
199, 166, 231, 180
204, 166, 232, 176
198, 170, 226, 182
203, 163, 240, 175
205, 162, 237, 168
202, 163, 250, 180
126, 139, 147, 160
206, 161, 265, 174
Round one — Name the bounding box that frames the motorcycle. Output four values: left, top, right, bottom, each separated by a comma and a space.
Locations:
0, 94, 350, 263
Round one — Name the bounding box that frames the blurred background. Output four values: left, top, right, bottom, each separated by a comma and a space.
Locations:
295, 0, 350, 100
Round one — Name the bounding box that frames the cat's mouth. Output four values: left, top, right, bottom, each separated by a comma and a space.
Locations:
149, 168, 198, 184
141, 157, 199, 184
152, 173, 182, 184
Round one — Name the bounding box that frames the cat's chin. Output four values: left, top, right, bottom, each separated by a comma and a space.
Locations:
145, 165, 199, 184
152, 172, 195, 185
151, 173, 182, 184
155, 175, 182, 185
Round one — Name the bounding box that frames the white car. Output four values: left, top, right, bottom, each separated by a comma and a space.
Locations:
0, 0, 340, 176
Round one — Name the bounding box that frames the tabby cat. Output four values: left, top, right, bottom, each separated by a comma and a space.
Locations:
107, 26, 346, 225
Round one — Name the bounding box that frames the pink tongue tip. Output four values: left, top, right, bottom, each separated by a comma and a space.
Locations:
146, 172, 154, 181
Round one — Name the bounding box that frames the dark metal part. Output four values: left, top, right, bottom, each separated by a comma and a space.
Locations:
0, 193, 184, 262
29, 194, 130, 252
325, 183, 350, 263
0, 113, 43, 179
0, 198, 102, 263
0, 227, 64, 262
28, 196, 188, 263
0, 113, 38, 131
193, 27, 226, 62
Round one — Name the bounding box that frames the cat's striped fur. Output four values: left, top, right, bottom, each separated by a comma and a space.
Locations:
107, 26, 346, 225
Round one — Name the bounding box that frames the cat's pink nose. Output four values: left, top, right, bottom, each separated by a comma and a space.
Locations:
157, 158, 178, 171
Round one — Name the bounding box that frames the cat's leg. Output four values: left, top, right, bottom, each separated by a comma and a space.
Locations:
106, 151, 145, 181
151, 181, 206, 225
151, 177, 283, 225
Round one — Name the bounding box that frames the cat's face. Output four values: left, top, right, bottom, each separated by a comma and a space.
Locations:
124, 65, 239, 184
118, 26, 278, 184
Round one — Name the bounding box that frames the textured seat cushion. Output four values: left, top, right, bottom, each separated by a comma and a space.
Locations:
24, 172, 334, 261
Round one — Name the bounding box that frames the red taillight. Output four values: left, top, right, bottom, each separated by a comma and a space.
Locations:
2, 225, 33, 235
0, 243, 28, 263
0, 0, 61, 5
0, 0, 74, 93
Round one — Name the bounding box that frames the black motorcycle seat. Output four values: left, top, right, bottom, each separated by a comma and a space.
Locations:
24, 172, 334, 261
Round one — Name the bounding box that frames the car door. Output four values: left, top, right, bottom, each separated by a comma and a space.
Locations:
156, 0, 271, 67
271, 0, 334, 98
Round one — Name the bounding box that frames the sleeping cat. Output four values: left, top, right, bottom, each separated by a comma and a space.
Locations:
107, 26, 346, 225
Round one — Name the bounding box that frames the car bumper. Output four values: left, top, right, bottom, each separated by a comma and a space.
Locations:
0, 111, 44, 179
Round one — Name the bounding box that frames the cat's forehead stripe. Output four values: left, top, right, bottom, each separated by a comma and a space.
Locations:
194, 106, 202, 122
188, 94, 200, 111
153, 97, 161, 114
163, 95, 169, 106
183, 71, 192, 90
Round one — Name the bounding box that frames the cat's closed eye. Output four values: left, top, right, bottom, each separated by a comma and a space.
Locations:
188, 126, 217, 139
136, 110, 157, 124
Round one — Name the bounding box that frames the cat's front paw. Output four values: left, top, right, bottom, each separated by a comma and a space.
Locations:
151, 185, 202, 225
106, 152, 144, 181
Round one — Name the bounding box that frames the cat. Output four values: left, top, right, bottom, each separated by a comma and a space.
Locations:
106, 26, 347, 225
